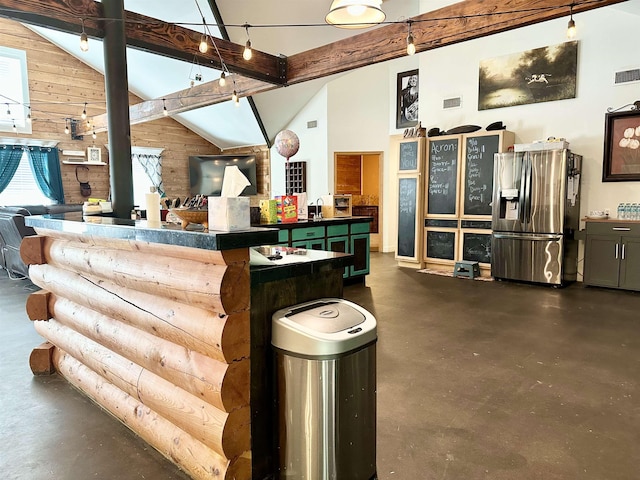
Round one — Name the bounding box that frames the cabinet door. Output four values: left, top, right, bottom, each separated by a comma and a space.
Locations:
619, 237, 640, 290
327, 235, 349, 278
584, 235, 620, 288
350, 233, 370, 276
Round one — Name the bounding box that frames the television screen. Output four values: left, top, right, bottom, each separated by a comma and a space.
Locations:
189, 155, 258, 196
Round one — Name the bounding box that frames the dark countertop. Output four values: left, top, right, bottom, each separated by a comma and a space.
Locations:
254, 216, 373, 229
25, 212, 279, 251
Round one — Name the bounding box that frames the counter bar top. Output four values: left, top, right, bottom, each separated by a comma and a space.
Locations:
25, 212, 279, 251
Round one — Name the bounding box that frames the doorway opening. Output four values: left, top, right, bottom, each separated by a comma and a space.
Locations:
334, 152, 382, 251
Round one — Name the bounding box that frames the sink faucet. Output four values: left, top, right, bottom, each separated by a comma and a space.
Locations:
315, 197, 324, 221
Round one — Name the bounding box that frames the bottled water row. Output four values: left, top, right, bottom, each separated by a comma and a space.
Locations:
617, 203, 640, 220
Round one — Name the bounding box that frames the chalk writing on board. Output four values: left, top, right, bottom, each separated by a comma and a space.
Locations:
464, 135, 498, 215
426, 230, 455, 260
428, 138, 458, 215
397, 177, 417, 258
399, 141, 419, 171
463, 232, 491, 264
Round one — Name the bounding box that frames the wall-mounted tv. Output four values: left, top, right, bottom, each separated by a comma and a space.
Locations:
189, 155, 258, 196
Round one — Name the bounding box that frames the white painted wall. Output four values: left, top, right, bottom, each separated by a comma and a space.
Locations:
274, 4, 640, 256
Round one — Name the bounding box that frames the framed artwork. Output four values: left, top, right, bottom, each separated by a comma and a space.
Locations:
603, 109, 640, 181
396, 69, 419, 129
87, 146, 101, 163
478, 41, 577, 110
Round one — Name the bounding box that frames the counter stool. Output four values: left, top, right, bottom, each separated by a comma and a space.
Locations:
453, 260, 480, 279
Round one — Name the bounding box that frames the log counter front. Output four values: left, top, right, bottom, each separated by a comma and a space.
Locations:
21, 213, 352, 480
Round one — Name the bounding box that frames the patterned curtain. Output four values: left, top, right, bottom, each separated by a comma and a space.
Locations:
27, 147, 65, 203
133, 153, 165, 197
0, 145, 24, 194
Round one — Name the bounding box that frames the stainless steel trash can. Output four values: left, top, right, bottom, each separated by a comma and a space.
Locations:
272, 298, 377, 480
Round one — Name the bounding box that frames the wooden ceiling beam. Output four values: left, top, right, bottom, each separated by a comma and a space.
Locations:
0, 0, 285, 85
286, 0, 627, 85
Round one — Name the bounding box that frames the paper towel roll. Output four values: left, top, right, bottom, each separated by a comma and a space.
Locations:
146, 188, 161, 224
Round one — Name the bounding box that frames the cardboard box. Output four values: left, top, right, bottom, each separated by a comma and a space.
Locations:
275, 195, 298, 223
208, 197, 250, 231
259, 199, 278, 224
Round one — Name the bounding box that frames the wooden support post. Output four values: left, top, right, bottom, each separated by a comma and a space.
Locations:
26, 289, 51, 321
29, 341, 55, 375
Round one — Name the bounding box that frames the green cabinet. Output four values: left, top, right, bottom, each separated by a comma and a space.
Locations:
584, 221, 640, 291
291, 225, 325, 250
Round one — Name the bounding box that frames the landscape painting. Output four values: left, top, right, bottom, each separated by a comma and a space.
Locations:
478, 41, 578, 110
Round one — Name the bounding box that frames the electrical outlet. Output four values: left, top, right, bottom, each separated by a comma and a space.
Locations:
605, 208, 610, 216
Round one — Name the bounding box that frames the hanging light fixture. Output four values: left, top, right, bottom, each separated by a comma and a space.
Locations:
406, 21, 416, 56
81, 102, 87, 120
242, 24, 253, 61
64, 119, 70, 135
92, 129, 97, 139
80, 18, 89, 52
199, 16, 209, 54
325, 0, 385, 29
232, 90, 238, 104
163, 99, 168, 116
12, 121, 17, 133
26, 106, 32, 124
219, 71, 226, 87
566, 4, 576, 39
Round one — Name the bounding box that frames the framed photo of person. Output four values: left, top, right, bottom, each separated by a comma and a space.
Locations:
602, 108, 640, 181
87, 146, 102, 163
396, 69, 419, 129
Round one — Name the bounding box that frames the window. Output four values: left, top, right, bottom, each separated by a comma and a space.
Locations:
0, 151, 52, 206
132, 155, 154, 208
131, 146, 164, 208
0, 47, 31, 135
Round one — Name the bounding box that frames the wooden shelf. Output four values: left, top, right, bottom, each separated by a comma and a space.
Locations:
62, 161, 108, 165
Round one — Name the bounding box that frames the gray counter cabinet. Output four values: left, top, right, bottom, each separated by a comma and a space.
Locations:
584, 221, 640, 291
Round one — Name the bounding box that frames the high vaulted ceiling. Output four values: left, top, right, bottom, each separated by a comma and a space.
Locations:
0, 0, 633, 150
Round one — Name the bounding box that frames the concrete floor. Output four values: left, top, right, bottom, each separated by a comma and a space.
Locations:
1, 252, 639, 479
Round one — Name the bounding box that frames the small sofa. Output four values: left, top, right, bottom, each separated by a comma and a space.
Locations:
0, 204, 82, 279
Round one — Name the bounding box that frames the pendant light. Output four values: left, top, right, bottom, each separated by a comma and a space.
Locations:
163, 99, 168, 116
80, 19, 89, 52
243, 24, 252, 61
26, 106, 32, 124
198, 16, 209, 53
81, 102, 87, 120
64, 119, 70, 135
406, 21, 416, 56
325, 0, 385, 29
219, 71, 226, 87
566, 4, 576, 39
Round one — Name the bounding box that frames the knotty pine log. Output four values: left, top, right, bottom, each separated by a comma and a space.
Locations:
28, 264, 249, 363
20, 235, 46, 266
49, 295, 248, 412
52, 349, 250, 480
25, 289, 51, 321
35, 319, 250, 460
29, 341, 55, 375
24, 231, 249, 266
40, 237, 249, 314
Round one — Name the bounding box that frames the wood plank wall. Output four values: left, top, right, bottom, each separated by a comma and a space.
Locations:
0, 19, 270, 206
22, 232, 252, 480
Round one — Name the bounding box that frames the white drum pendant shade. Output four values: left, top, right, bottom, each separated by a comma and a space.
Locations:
325, 0, 385, 29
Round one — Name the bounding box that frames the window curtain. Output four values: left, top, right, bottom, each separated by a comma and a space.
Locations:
27, 147, 65, 204
0, 145, 24, 194
133, 153, 165, 197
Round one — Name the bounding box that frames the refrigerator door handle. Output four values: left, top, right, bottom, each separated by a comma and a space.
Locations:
524, 155, 532, 224
518, 155, 526, 222
622, 243, 626, 260
493, 233, 562, 241
616, 243, 619, 259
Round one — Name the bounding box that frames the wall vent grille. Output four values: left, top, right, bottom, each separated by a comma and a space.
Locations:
443, 97, 462, 109
614, 68, 640, 85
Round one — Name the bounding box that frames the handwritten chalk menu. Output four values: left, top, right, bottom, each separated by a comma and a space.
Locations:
426, 230, 456, 260
427, 138, 459, 215
399, 141, 419, 171
464, 135, 499, 215
462, 231, 492, 264
397, 176, 418, 259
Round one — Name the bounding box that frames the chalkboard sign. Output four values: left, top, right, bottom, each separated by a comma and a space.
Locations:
464, 134, 499, 215
427, 138, 459, 215
426, 230, 456, 260
397, 177, 418, 259
399, 141, 419, 171
462, 231, 492, 264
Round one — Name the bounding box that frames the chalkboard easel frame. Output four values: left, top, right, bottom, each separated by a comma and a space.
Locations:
424, 227, 458, 264
395, 174, 424, 264
397, 137, 425, 174
460, 130, 515, 219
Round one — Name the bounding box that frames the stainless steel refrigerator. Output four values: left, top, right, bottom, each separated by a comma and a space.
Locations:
491, 147, 582, 285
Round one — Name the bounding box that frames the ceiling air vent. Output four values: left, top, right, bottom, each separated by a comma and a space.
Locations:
443, 97, 462, 109
307, 120, 317, 129
614, 68, 640, 85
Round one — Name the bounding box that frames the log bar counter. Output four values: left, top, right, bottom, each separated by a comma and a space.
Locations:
21, 212, 353, 480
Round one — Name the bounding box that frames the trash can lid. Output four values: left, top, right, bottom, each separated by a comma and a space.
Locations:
272, 298, 377, 357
